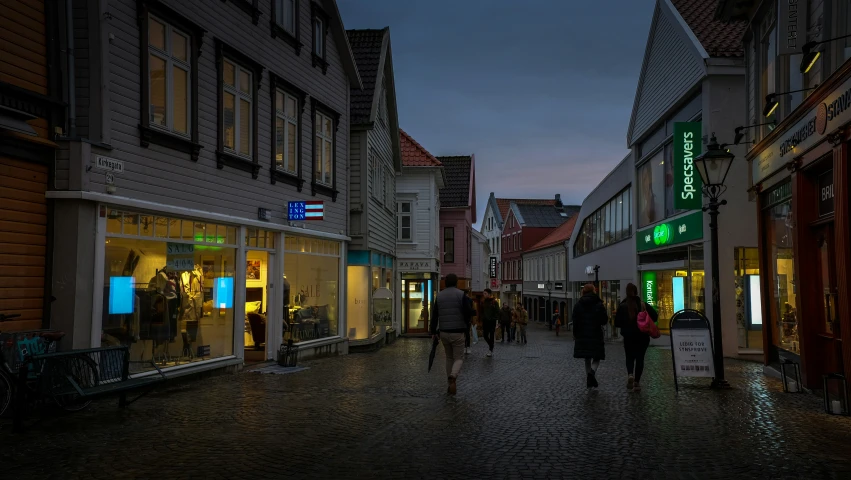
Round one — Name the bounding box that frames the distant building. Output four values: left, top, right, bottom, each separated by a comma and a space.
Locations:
438, 155, 476, 290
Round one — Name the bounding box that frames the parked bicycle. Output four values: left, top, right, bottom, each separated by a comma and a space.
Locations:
0, 313, 97, 418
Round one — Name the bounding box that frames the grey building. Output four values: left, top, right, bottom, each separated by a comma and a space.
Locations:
625, 0, 753, 357
523, 216, 578, 325
345, 28, 402, 350
50, 0, 361, 372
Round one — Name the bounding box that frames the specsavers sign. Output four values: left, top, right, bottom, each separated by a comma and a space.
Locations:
753, 75, 851, 184
636, 210, 704, 252
673, 122, 702, 210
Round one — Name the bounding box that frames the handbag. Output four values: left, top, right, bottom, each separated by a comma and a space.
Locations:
637, 302, 661, 339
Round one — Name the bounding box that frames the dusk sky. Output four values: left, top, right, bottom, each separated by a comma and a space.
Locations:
338, 0, 656, 227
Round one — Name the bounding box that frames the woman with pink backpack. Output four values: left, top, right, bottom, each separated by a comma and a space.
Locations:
614, 283, 659, 392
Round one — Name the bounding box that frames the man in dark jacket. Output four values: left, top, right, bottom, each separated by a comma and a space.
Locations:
572, 283, 609, 388
481, 288, 500, 357
431, 274, 475, 395
499, 303, 513, 344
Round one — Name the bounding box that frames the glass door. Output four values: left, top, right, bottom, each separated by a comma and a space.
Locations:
403, 279, 430, 333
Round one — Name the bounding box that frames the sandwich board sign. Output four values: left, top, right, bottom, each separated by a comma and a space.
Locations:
670, 309, 716, 392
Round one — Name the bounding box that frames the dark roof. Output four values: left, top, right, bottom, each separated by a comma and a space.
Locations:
528, 215, 579, 252
670, 0, 746, 58
496, 198, 555, 224
437, 156, 472, 207
346, 28, 386, 125
400, 129, 441, 167
512, 203, 580, 228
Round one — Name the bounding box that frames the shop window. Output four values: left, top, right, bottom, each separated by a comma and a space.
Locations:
574, 186, 632, 257
215, 41, 262, 177
444, 227, 455, 263
764, 191, 798, 354
285, 235, 341, 343
102, 212, 237, 372
137, 3, 203, 159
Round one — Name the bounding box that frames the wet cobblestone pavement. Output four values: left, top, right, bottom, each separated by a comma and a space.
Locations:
3, 323, 851, 479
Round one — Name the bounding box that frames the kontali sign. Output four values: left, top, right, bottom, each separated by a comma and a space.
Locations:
642, 271, 657, 308
636, 211, 703, 252
673, 122, 702, 210
753, 75, 851, 184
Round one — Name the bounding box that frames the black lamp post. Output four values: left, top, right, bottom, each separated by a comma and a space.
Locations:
694, 133, 735, 389
545, 279, 553, 329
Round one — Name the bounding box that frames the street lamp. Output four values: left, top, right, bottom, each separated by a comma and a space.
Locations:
545, 279, 553, 330
694, 133, 735, 389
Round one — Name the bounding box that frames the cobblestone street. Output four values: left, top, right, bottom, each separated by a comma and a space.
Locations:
3, 323, 851, 479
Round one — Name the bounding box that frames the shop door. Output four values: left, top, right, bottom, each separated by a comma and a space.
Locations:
404, 280, 430, 333
0, 157, 48, 332
814, 224, 843, 375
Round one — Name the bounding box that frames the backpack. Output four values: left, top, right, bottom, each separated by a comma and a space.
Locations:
637, 302, 661, 339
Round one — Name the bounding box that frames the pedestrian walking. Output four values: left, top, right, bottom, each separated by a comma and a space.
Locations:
614, 283, 659, 392
481, 289, 500, 357
510, 307, 519, 344
572, 283, 608, 388
430, 274, 475, 395
553, 309, 561, 336
517, 304, 529, 344
499, 303, 512, 344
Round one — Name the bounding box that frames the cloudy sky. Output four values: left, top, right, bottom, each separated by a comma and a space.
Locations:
338, 0, 655, 226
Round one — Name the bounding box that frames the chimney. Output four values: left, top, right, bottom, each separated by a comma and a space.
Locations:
554, 193, 563, 208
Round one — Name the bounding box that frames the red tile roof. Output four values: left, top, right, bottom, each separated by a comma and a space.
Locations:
496, 198, 555, 223
528, 215, 579, 252
670, 0, 747, 58
400, 129, 441, 167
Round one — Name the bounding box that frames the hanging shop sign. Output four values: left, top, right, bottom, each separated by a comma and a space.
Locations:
642, 271, 657, 307
753, 75, 851, 184
673, 122, 702, 210
778, 0, 807, 56
818, 169, 835, 217
670, 309, 716, 392
489, 257, 497, 278
636, 210, 704, 252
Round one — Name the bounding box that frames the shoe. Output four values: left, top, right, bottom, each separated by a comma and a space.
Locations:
486, 351, 493, 357
464, 347, 471, 355
448, 376, 457, 395
591, 373, 599, 388
627, 375, 635, 391
633, 382, 641, 393
586, 373, 594, 388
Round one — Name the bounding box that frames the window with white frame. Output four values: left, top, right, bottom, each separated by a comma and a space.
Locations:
313, 14, 324, 57
314, 111, 333, 185
275, 0, 296, 35
148, 16, 190, 136
222, 58, 253, 157
275, 89, 299, 173
398, 201, 412, 241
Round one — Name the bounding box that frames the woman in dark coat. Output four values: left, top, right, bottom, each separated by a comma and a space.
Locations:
614, 283, 659, 392
572, 283, 609, 388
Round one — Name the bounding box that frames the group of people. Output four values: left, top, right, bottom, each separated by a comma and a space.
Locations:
572, 282, 658, 392
431, 274, 658, 396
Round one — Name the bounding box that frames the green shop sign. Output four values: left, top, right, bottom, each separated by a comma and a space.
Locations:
642, 271, 657, 307
673, 122, 702, 210
636, 210, 704, 252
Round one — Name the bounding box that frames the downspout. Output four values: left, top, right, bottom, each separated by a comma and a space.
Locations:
66, 0, 77, 138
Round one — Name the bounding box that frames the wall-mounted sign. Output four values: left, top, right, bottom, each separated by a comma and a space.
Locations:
489, 257, 497, 278
636, 210, 704, 252
399, 259, 436, 271
555, 282, 563, 290
642, 271, 657, 307
288, 201, 324, 221
819, 169, 834, 217
94, 155, 125, 173
673, 122, 702, 210
778, 0, 807, 56
753, 75, 851, 184
585, 266, 596, 275
537, 283, 545, 289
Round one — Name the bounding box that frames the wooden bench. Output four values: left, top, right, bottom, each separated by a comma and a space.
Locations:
14, 345, 166, 432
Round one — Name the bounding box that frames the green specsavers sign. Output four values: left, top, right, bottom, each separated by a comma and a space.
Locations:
673, 122, 702, 210
636, 210, 704, 252
642, 271, 657, 307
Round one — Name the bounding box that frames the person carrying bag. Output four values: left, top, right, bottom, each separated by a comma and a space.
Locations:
614, 283, 659, 393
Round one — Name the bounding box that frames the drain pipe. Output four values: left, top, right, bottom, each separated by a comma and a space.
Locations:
66, 0, 77, 138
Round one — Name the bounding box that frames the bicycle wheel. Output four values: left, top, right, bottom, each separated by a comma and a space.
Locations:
0, 371, 11, 417
48, 354, 98, 412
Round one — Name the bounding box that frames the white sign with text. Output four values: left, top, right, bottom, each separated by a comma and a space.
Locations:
671, 328, 716, 378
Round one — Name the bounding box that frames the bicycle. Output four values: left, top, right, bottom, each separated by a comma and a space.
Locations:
0, 313, 97, 418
